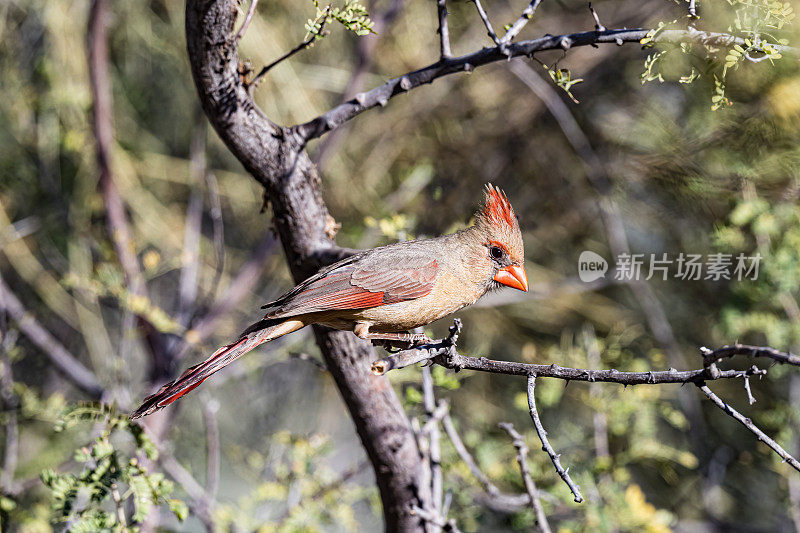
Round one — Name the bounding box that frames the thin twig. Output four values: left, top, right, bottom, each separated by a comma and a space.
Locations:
250, 19, 328, 89
688, 0, 698, 19
442, 413, 500, 495
203, 171, 225, 304
500, 0, 543, 44
701, 344, 800, 367
437, 0, 452, 59
697, 383, 800, 473
410, 506, 462, 533
422, 366, 443, 529
234, 0, 259, 43
498, 423, 552, 533
0, 274, 104, 397
473, 0, 501, 45
527, 375, 583, 503
588, 3, 605, 32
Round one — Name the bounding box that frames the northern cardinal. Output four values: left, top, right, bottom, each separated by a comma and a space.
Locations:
131, 185, 526, 418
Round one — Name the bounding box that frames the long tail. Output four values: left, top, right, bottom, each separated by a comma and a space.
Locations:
130, 318, 305, 419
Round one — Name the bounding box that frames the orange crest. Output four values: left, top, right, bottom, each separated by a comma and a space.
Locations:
481, 184, 517, 229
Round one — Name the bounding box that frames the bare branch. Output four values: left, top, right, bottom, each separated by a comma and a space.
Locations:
527, 375, 583, 503
473, 0, 501, 46
697, 383, 800, 473
500, 0, 543, 44
234, 0, 259, 43
372, 319, 460, 375
293, 27, 796, 142
0, 274, 103, 398
498, 422, 552, 533
702, 344, 800, 368
437, 0, 452, 59
588, 3, 605, 32
410, 506, 462, 533
442, 412, 500, 495
422, 366, 443, 528
250, 18, 328, 89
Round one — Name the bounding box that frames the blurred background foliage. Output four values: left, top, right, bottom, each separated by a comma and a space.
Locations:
1, 0, 800, 530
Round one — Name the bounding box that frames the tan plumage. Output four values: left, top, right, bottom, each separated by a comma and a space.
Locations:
131, 184, 527, 419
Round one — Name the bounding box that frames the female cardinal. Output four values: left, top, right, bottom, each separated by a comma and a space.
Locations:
131, 185, 527, 418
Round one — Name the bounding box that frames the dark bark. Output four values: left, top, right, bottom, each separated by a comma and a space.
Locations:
184, 1, 427, 530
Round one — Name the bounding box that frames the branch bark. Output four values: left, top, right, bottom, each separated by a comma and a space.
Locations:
185, 2, 428, 529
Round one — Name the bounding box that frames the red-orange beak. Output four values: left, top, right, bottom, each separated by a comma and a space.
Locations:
494, 264, 528, 292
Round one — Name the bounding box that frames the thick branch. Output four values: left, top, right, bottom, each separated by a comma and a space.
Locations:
293, 28, 796, 142
186, 2, 429, 530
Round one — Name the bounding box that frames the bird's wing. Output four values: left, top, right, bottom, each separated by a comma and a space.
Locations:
262, 247, 439, 318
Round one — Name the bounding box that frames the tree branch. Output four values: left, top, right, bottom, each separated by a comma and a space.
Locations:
186, 2, 429, 529
293, 27, 796, 142
437, 0, 452, 59
527, 375, 583, 503
697, 384, 800, 473
498, 422, 552, 533
500, 0, 543, 44
473, 0, 501, 46
702, 344, 800, 368
250, 18, 328, 89
0, 273, 103, 398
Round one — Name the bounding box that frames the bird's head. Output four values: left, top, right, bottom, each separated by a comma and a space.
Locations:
473, 184, 528, 292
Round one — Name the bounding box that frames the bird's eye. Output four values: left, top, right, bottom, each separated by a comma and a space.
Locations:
490, 246, 504, 260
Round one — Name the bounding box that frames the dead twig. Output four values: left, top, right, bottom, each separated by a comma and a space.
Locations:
696, 384, 800, 473
498, 422, 552, 533
527, 375, 583, 503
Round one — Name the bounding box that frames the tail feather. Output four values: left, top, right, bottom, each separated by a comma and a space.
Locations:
130, 319, 304, 419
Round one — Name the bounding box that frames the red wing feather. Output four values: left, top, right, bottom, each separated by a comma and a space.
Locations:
266, 259, 438, 318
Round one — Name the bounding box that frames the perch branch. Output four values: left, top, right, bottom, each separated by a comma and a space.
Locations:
498, 422, 552, 533
527, 375, 583, 503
